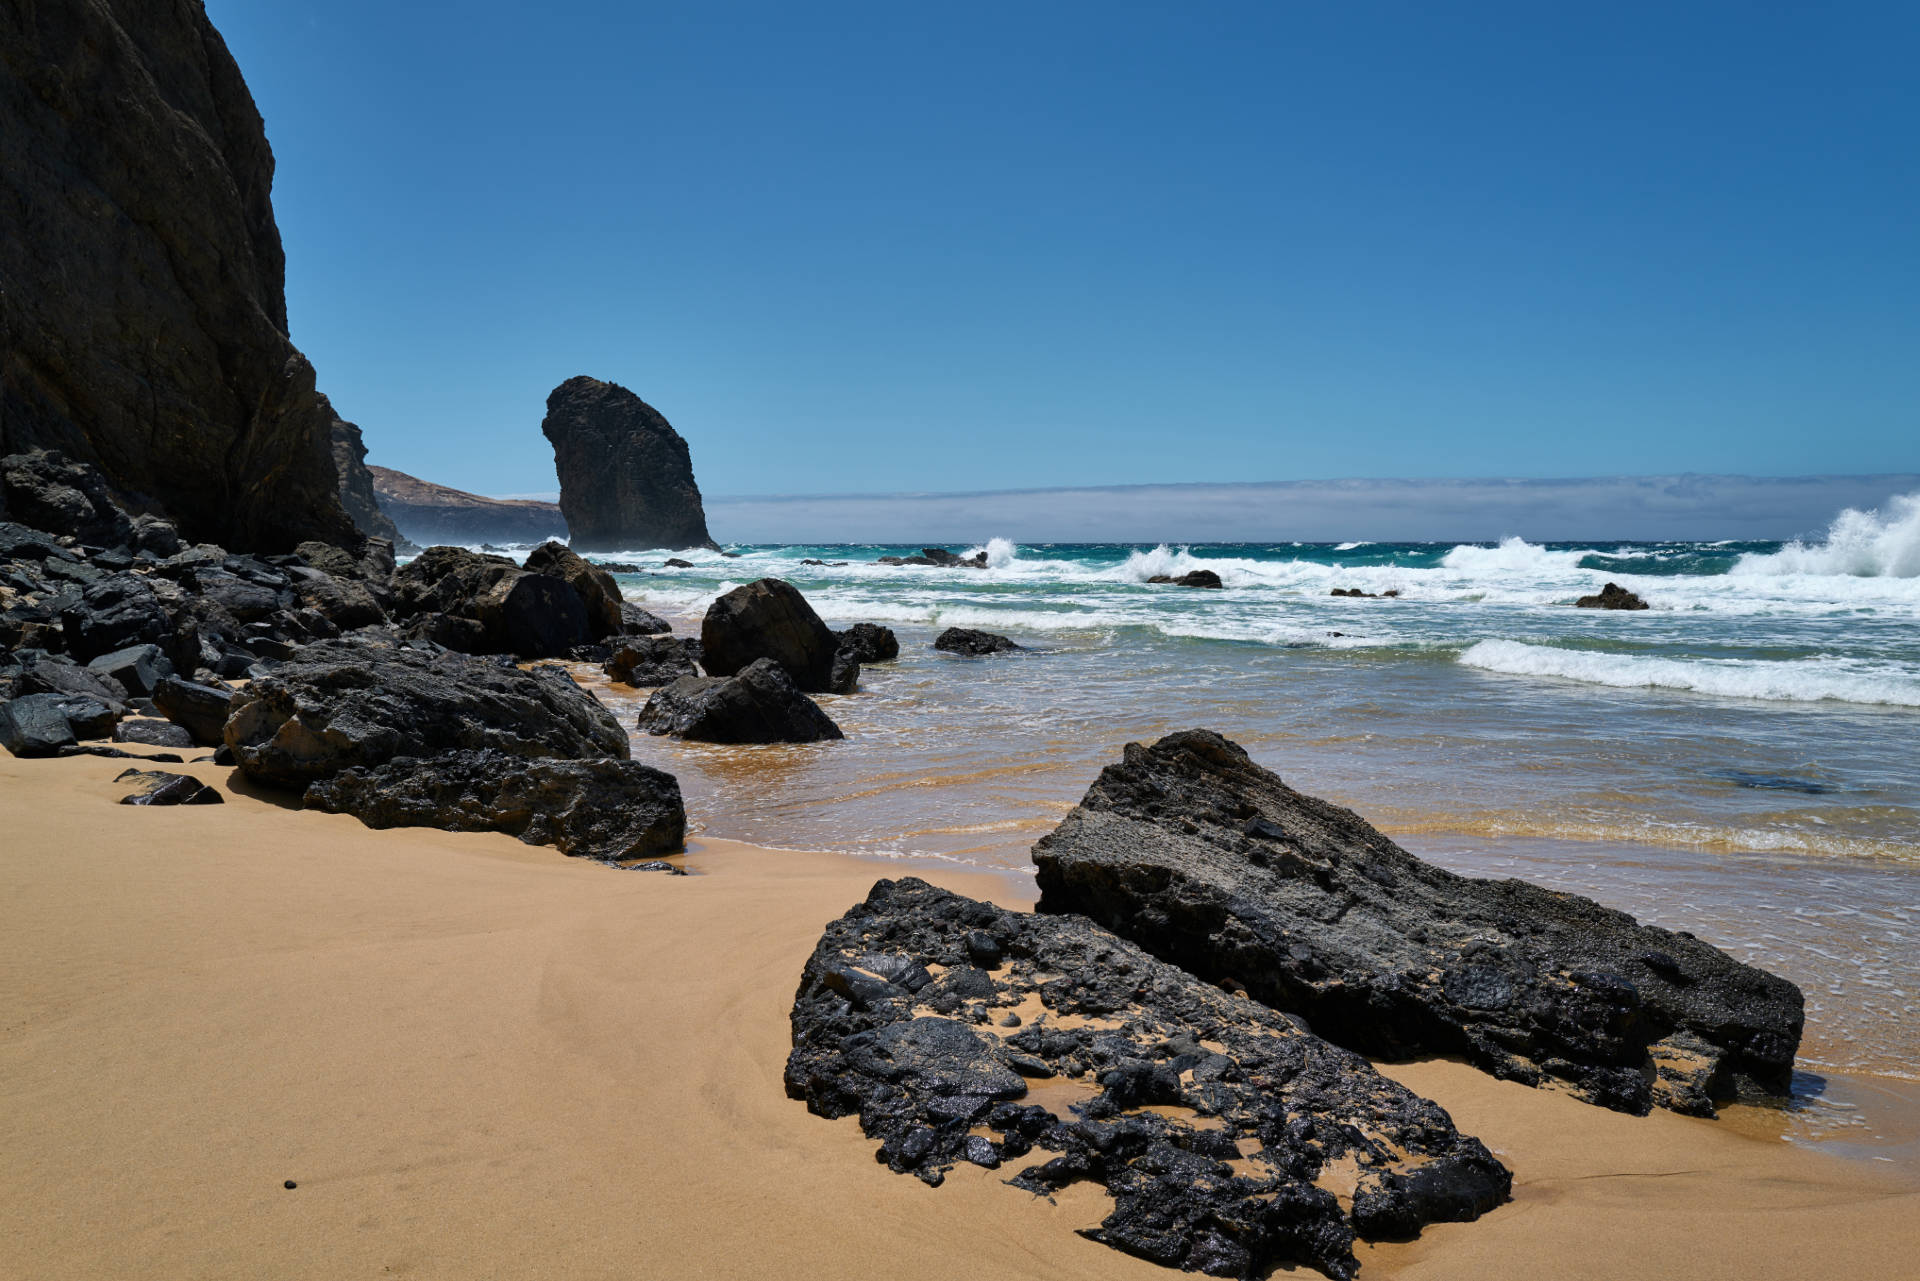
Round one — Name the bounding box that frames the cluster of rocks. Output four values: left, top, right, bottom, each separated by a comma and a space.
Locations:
788, 730, 1805, 1276
1576, 582, 1650, 610
876, 548, 988, 569
0, 450, 686, 863
1329, 587, 1400, 599
622, 578, 903, 745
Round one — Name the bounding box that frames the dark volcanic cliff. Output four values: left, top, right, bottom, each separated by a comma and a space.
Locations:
325, 398, 403, 545
541, 376, 716, 551
0, 0, 354, 550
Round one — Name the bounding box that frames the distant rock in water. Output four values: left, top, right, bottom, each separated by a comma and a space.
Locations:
1575, 582, 1650, 610
835, 622, 899, 664
0, 0, 356, 550
876, 547, 987, 569
1033, 730, 1804, 1118
1147, 569, 1223, 588
933, 627, 1022, 655
326, 400, 405, 547
368, 467, 567, 546
542, 377, 716, 551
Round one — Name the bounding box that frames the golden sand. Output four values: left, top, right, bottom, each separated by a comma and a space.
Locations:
2, 747, 1914, 1279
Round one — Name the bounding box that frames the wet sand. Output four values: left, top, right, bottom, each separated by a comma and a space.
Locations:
3, 748, 1916, 1280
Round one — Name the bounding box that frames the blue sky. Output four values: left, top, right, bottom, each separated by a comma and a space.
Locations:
212, 1, 1918, 502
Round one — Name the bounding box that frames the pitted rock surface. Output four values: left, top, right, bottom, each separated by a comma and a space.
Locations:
786, 877, 1510, 1280
1033, 730, 1804, 1117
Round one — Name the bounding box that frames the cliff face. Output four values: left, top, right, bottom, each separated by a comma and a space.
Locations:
325, 398, 403, 545
541, 376, 716, 551
0, 0, 355, 550
369, 466, 568, 546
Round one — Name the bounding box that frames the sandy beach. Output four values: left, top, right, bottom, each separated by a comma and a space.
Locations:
3, 747, 1915, 1281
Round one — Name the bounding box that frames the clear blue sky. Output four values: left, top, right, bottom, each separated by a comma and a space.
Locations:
211, 1, 1919, 500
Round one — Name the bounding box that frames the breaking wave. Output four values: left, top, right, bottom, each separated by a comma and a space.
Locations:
1734, 492, 1920, 579
1459, 640, 1920, 707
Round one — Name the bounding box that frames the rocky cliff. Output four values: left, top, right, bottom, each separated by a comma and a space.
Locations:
0, 0, 355, 550
325, 398, 403, 545
369, 466, 567, 546
541, 376, 716, 551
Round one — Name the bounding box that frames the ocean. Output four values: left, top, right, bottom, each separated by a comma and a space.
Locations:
531, 496, 1920, 1089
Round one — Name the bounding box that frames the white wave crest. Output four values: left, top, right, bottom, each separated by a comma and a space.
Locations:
1438, 536, 1590, 574
1734, 493, 1920, 579
968, 537, 1020, 569
1459, 640, 1920, 706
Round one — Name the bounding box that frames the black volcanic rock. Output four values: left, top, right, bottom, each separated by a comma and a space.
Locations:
1032, 730, 1804, 1118
0, 1, 355, 550
637, 658, 842, 743
933, 626, 1022, 655
605, 635, 701, 687
524, 540, 623, 638
116, 768, 222, 806
701, 578, 852, 694
541, 376, 716, 552
0, 450, 134, 546
224, 636, 629, 789
1148, 569, 1223, 589
786, 877, 1510, 1280
389, 545, 588, 658
1575, 582, 1650, 610
304, 748, 684, 861
325, 400, 404, 545
834, 622, 899, 664
152, 676, 236, 747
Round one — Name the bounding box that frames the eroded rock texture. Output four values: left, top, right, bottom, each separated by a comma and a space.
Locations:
637, 657, 841, 743
1033, 730, 1804, 1117
701, 578, 852, 693
0, 0, 355, 549
541, 376, 715, 551
326, 400, 404, 545
786, 877, 1510, 1279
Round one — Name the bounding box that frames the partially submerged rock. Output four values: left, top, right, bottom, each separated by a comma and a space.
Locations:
224, 637, 628, 788
835, 622, 899, 664
1575, 582, 1650, 610
1033, 730, 1804, 1117
787, 877, 1510, 1280
700, 578, 852, 694
637, 657, 842, 743
1147, 570, 1223, 588
116, 768, 222, 806
933, 626, 1022, 655
604, 635, 701, 687
876, 547, 987, 569
304, 748, 683, 860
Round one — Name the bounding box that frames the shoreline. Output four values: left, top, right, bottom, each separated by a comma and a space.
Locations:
3, 748, 1916, 1280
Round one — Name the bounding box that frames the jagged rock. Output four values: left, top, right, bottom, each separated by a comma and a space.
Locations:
0, 520, 78, 563
605, 635, 701, 686
303, 748, 684, 860
0, 6, 356, 549
152, 676, 237, 747
1, 692, 88, 756
115, 768, 222, 806
324, 399, 404, 544
389, 545, 588, 658
368, 466, 566, 546
877, 547, 988, 569
524, 540, 624, 637
1147, 570, 1223, 589
0, 450, 134, 546
701, 578, 852, 694
1575, 582, 1650, 610
60, 573, 172, 661
540, 376, 716, 551
15, 653, 129, 719
294, 537, 396, 588
185, 569, 282, 623
112, 718, 195, 749
620, 601, 673, 635
1033, 730, 1804, 1117
835, 622, 899, 664
284, 566, 386, 630
786, 877, 1510, 1280
87, 644, 174, 697
663, 558, 694, 569
224, 636, 628, 789
933, 627, 1022, 655
637, 658, 842, 744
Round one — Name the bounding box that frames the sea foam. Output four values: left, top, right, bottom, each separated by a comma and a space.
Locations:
1459, 640, 1920, 707
1734, 492, 1920, 579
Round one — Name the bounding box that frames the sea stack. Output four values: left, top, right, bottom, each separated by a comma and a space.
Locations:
0, 0, 356, 550
541, 376, 717, 551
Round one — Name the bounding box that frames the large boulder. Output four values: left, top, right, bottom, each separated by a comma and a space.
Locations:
87, 643, 174, 698
700, 578, 851, 693
835, 622, 899, 664
637, 658, 842, 744
304, 748, 684, 861
60, 573, 171, 660
1, 692, 90, 756
15, 652, 129, 710
152, 676, 237, 747
787, 877, 1510, 1280
605, 635, 701, 686
390, 546, 588, 657
540, 376, 716, 551
524, 540, 623, 637
0, 450, 134, 546
1033, 731, 1804, 1117
0, 3, 356, 550
224, 637, 628, 789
